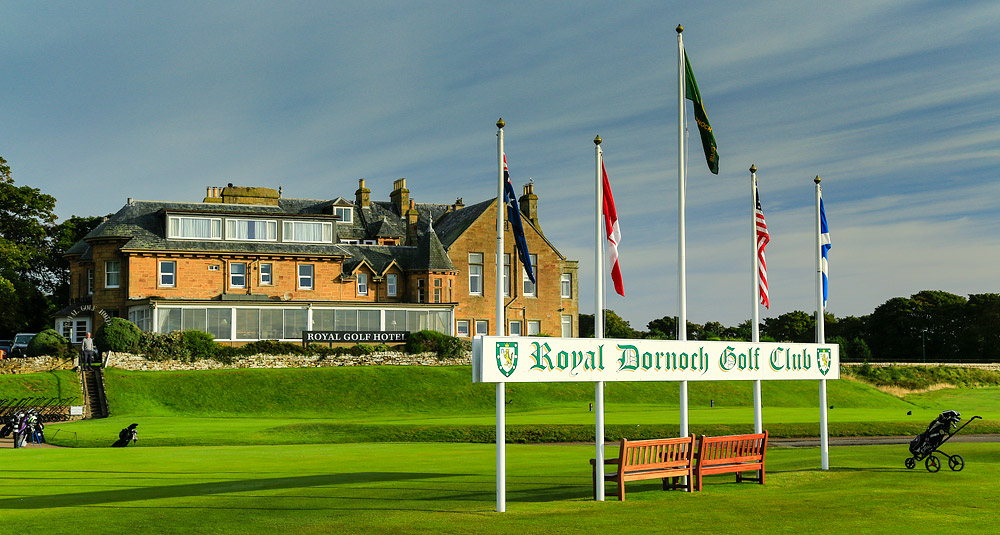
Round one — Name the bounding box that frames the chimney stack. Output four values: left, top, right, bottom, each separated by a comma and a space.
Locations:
390, 178, 409, 215
519, 182, 539, 227
355, 178, 371, 208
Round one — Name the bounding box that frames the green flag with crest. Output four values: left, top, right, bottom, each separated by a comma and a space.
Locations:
684, 53, 719, 175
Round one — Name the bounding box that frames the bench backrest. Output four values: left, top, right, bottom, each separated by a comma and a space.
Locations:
697, 431, 768, 467
618, 435, 696, 473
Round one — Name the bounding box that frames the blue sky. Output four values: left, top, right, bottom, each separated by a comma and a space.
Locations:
4, 1, 999, 329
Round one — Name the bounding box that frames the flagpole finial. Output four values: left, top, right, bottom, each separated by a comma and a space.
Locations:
814, 175, 822, 184
496, 118, 505, 129
676, 24, 684, 33
594, 135, 602, 146
750, 164, 757, 174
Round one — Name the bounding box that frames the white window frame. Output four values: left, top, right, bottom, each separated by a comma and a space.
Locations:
527, 320, 541, 336
456, 320, 470, 337
475, 320, 489, 336
334, 206, 353, 223
523, 254, 538, 297
282, 220, 333, 243
469, 253, 483, 295
298, 264, 314, 290
387, 273, 397, 297
260, 263, 272, 285
509, 320, 522, 336
167, 216, 222, 240
230, 262, 247, 288
357, 273, 368, 296
561, 315, 572, 337
226, 218, 278, 241
340, 239, 359, 244
159, 260, 177, 288
503, 253, 511, 297
87, 269, 93, 295
105, 261, 120, 288
561, 273, 571, 298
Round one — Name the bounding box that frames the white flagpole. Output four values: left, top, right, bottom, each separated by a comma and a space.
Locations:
750, 165, 762, 434
815, 175, 829, 470
495, 118, 506, 512
676, 24, 689, 440
594, 135, 605, 501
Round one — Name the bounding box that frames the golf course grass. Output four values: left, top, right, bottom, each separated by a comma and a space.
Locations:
2, 441, 998, 534
41, 365, 1000, 447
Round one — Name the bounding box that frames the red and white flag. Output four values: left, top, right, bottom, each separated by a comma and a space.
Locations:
602, 161, 624, 296
755, 185, 770, 309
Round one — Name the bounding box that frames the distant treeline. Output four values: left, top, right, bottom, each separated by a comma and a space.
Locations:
581, 290, 1000, 363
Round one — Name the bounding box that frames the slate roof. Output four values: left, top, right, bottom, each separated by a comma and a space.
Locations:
67, 195, 465, 273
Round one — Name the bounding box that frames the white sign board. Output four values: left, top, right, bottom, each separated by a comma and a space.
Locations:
70, 406, 84, 416
473, 336, 838, 383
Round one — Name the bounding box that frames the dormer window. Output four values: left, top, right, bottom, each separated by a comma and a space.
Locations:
283, 221, 333, 243
227, 219, 277, 241
168, 216, 222, 240
334, 206, 353, 223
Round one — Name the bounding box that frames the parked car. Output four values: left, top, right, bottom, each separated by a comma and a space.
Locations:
10, 333, 37, 358
0, 339, 11, 359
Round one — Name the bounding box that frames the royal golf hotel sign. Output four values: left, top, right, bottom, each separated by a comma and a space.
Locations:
473, 336, 839, 383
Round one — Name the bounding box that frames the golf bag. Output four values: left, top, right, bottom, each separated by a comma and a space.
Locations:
112, 423, 139, 447
909, 410, 961, 457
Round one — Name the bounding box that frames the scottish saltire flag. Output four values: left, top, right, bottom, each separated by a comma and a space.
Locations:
503, 155, 535, 284
602, 160, 624, 296
755, 185, 770, 309
820, 197, 831, 308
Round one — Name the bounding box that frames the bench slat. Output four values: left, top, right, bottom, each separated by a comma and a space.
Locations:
695, 431, 768, 491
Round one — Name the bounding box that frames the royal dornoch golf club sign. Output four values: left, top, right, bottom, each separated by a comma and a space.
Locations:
473, 336, 839, 383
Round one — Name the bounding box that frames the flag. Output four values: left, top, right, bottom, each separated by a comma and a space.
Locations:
503, 155, 535, 284
820, 197, 831, 308
602, 160, 624, 296
755, 185, 770, 309
684, 52, 719, 174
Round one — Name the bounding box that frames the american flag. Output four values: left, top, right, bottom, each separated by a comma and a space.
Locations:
755, 185, 770, 309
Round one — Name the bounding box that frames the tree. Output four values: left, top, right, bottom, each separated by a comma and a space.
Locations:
0, 155, 59, 335
646, 315, 677, 339
580, 310, 640, 338
45, 215, 106, 306
762, 310, 814, 343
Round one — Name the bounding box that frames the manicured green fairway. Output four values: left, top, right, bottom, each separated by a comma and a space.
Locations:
2, 442, 998, 534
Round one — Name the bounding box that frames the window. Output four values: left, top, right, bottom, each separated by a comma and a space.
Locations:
358, 310, 380, 331
434, 279, 442, 303
236, 309, 260, 339
504, 254, 511, 297
340, 239, 359, 244
312, 309, 334, 331
385, 310, 406, 331
284, 309, 307, 338
527, 320, 541, 336
87, 269, 93, 295
168, 216, 221, 240
227, 219, 277, 241
159, 261, 176, 287
61, 319, 90, 343
562, 315, 572, 337
128, 308, 151, 332
334, 206, 353, 223
105, 261, 120, 288
298, 264, 314, 290
207, 309, 231, 339
260, 309, 283, 339
561, 273, 572, 298
283, 221, 333, 243
456, 320, 470, 337
357, 273, 368, 296
475, 320, 489, 336
387, 274, 397, 297
182, 308, 207, 333
158, 308, 181, 333
260, 263, 272, 285
417, 279, 425, 303
230, 263, 247, 288
468, 253, 483, 295
523, 254, 538, 297
509, 321, 522, 336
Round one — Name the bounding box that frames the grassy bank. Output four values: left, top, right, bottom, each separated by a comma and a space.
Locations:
0, 370, 82, 403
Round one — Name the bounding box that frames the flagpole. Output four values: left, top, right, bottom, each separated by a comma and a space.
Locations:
594, 135, 605, 501
495, 118, 506, 512
676, 24, 689, 440
816, 175, 829, 470
750, 164, 762, 434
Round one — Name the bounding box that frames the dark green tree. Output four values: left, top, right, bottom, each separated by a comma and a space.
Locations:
762, 310, 814, 342
0, 156, 59, 335
45, 214, 106, 306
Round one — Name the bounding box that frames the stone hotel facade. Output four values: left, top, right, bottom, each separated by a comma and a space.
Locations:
56, 179, 578, 344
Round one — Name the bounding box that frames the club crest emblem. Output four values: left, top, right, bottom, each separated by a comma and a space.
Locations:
818, 348, 832, 376
496, 342, 518, 378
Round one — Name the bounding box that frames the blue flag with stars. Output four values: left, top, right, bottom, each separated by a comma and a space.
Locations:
503, 155, 535, 284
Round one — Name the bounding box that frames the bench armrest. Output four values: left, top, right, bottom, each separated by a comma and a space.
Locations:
589, 458, 620, 466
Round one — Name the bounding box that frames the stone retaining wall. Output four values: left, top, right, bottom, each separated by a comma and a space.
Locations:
104, 351, 472, 372
0, 356, 75, 374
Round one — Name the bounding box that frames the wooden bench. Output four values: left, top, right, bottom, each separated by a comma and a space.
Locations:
590, 435, 696, 500
695, 431, 768, 491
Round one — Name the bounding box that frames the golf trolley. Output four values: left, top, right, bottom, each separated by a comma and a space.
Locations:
905, 410, 981, 472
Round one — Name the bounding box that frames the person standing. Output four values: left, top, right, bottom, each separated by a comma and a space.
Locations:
81, 332, 95, 368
